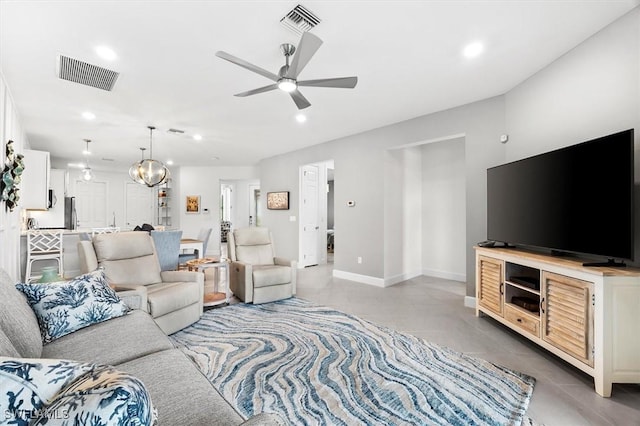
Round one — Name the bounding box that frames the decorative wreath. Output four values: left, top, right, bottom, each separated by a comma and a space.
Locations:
0, 140, 25, 211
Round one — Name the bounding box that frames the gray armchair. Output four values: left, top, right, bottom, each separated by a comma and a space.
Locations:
78, 231, 203, 334
227, 227, 296, 304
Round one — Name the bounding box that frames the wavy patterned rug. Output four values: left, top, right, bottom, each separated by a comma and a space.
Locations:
171, 298, 536, 426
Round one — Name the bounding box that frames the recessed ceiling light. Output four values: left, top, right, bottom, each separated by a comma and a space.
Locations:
463, 41, 484, 58
166, 160, 174, 166
81, 111, 96, 120
296, 114, 307, 123
95, 45, 117, 61
193, 134, 203, 141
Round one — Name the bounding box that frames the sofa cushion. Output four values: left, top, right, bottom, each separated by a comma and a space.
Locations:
236, 245, 275, 265
252, 265, 292, 288
146, 281, 201, 318
93, 231, 163, 286
0, 357, 156, 426
0, 328, 20, 357
0, 268, 42, 358
93, 231, 154, 260
233, 227, 271, 245
16, 269, 130, 343
118, 349, 243, 425
42, 310, 173, 366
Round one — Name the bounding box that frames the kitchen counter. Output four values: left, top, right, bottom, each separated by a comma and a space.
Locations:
22, 228, 95, 235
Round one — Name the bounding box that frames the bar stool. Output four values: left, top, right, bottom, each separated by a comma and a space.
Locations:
25, 230, 64, 282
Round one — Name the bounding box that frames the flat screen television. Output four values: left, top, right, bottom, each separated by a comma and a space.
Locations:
487, 129, 634, 263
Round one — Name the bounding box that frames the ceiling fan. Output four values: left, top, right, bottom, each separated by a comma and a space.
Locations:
215, 32, 357, 110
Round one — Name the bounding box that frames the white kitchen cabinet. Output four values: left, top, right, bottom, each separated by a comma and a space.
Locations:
21, 149, 50, 210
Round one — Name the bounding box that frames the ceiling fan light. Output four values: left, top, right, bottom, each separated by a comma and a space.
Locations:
278, 79, 297, 92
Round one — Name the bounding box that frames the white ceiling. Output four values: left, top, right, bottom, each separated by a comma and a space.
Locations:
1, 1, 638, 171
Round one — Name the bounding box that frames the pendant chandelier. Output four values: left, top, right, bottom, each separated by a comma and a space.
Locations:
81, 139, 93, 181
128, 147, 146, 185
129, 126, 169, 187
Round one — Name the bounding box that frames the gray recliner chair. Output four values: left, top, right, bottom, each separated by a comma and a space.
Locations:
78, 231, 203, 334
228, 227, 296, 304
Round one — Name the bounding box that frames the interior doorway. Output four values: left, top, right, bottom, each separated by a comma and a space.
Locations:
220, 179, 260, 248
124, 182, 153, 229
298, 160, 333, 268
75, 179, 109, 228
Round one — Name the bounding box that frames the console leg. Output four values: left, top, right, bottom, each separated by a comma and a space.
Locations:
594, 377, 612, 397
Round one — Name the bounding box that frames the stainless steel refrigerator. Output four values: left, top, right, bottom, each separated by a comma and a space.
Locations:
64, 197, 77, 230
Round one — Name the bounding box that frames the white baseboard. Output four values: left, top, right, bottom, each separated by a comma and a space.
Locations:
464, 296, 477, 309
384, 270, 423, 287
332, 270, 385, 287
422, 268, 466, 282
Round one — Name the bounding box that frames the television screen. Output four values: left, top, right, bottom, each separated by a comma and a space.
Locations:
487, 129, 634, 261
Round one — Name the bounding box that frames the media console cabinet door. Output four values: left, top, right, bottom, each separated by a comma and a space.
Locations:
542, 271, 594, 367
477, 255, 504, 316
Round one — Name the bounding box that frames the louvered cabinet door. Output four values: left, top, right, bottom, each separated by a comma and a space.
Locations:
477, 256, 504, 316
541, 272, 594, 367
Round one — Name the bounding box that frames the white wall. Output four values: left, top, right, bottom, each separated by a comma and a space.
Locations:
421, 138, 466, 281
384, 147, 423, 285
220, 178, 260, 230
260, 95, 506, 294
178, 166, 258, 256
505, 7, 640, 266
66, 168, 147, 229
0, 71, 29, 280
259, 8, 639, 296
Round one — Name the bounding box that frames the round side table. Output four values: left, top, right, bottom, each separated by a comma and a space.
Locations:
185, 257, 230, 307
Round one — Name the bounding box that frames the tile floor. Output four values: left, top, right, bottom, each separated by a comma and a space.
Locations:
209, 260, 640, 426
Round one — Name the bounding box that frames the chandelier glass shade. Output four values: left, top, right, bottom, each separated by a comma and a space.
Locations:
80, 139, 93, 181
129, 126, 169, 187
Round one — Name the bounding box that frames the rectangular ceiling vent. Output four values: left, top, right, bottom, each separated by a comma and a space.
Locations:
167, 128, 185, 134
57, 55, 119, 91
280, 4, 320, 35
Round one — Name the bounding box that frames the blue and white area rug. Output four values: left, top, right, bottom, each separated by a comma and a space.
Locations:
171, 298, 536, 426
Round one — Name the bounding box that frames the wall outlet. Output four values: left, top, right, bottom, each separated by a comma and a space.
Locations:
357, 256, 362, 264
289, 216, 296, 222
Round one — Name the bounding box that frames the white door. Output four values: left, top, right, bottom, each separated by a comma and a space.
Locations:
300, 164, 320, 267
76, 180, 108, 228
125, 182, 154, 228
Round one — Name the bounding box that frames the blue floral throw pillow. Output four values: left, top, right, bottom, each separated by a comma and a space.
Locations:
16, 269, 130, 343
0, 357, 157, 425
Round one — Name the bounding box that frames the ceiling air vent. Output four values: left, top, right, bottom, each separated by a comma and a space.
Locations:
167, 128, 185, 134
57, 55, 119, 91
280, 4, 320, 35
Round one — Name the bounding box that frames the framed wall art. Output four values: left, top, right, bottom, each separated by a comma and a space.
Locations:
267, 191, 289, 210
186, 195, 200, 213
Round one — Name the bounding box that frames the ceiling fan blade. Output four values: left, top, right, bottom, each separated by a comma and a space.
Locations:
286, 32, 323, 79
234, 84, 278, 97
215, 51, 279, 82
289, 90, 311, 110
298, 76, 358, 89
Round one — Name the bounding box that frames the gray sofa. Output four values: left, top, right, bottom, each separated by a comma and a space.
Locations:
0, 268, 284, 425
